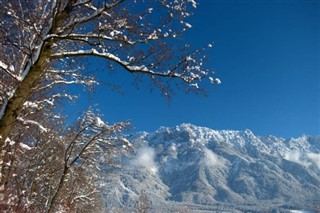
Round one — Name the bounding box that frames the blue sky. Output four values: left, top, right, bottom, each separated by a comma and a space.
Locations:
74, 1, 319, 138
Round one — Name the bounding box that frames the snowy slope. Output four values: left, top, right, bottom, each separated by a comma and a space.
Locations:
102, 124, 320, 212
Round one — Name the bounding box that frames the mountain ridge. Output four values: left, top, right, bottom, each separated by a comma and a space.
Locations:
102, 124, 320, 212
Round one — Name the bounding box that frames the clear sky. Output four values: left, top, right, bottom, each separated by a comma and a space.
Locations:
73, 0, 320, 138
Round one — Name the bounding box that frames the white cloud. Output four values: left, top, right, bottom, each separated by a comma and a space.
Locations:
284, 150, 310, 167
132, 147, 157, 173
284, 150, 320, 169
203, 148, 223, 167
306, 152, 320, 169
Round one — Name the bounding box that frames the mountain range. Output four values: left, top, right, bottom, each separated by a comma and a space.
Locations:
101, 124, 320, 212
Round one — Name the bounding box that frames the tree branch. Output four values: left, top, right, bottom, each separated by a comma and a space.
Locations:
50, 49, 186, 79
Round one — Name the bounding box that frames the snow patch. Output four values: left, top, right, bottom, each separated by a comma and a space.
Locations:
215, 78, 221, 84
185, 23, 192, 28
95, 116, 107, 127
188, 0, 197, 8
0, 60, 8, 70
20, 143, 32, 150
209, 77, 221, 84
23, 101, 39, 109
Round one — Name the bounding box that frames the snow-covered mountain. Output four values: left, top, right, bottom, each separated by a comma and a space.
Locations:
102, 124, 320, 212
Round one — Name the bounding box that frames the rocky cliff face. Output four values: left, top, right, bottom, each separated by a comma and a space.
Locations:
102, 124, 320, 212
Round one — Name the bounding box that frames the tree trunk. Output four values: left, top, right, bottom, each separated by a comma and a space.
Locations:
0, 41, 52, 145
0, 0, 75, 150
0, 1, 71, 188
0, 41, 53, 189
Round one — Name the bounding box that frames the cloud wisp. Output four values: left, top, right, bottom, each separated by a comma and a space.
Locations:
131, 147, 158, 173
284, 150, 320, 169
203, 148, 223, 167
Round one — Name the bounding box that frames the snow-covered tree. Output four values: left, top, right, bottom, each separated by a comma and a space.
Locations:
0, 0, 219, 210
0, 0, 218, 151
46, 109, 131, 213
0, 107, 131, 212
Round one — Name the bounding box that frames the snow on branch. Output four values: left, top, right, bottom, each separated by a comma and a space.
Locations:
49, 33, 146, 46
0, 60, 20, 81
64, 108, 131, 169
51, 49, 169, 75
22, 93, 77, 114
50, 49, 211, 87
58, 0, 125, 34
17, 117, 48, 133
